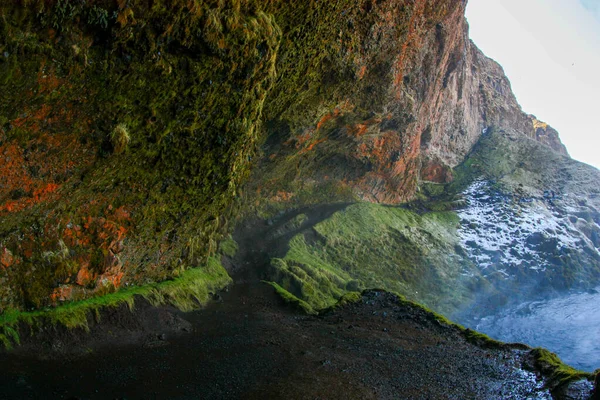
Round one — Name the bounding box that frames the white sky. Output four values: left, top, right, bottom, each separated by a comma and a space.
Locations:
466, 0, 600, 169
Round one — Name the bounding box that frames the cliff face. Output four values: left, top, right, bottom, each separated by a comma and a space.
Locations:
0, 0, 282, 310
0, 0, 571, 311
250, 0, 569, 212
413, 29, 570, 180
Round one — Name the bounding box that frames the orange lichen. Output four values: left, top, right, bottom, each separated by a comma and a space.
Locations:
353, 124, 369, 137
316, 108, 342, 131
299, 138, 327, 155
272, 191, 295, 202
0, 248, 14, 269
76, 263, 95, 287
357, 65, 367, 80
293, 132, 313, 147
347, 115, 383, 138
48, 202, 134, 296
50, 285, 74, 303
0, 64, 93, 215
98, 261, 125, 289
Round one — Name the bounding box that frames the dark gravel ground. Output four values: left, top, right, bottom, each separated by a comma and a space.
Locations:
0, 284, 592, 400
0, 205, 596, 399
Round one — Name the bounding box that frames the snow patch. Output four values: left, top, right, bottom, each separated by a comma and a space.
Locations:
457, 179, 585, 278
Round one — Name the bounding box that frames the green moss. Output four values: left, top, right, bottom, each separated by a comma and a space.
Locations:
326, 291, 363, 311
0, 257, 231, 348
264, 281, 316, 315
530, 348, 592, 389
266, 202, 480, 315
110, 123, 130, 154
0, 0, 462, 314
462, 328, 505, 349
0, 0, 280, 310
420, 182, 446, 198
337, 291, 362, 305
219, 236, 239, 258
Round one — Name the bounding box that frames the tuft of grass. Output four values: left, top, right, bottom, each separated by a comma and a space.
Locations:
335, 291, 362, 307
530, 348, 592, 389
263, 281, 316, 315
0, 257, 231, 348
110, 123, 131, 154
318, 291, 363, 314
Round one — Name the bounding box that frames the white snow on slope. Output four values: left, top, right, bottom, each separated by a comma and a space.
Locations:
457, 179, 594, 277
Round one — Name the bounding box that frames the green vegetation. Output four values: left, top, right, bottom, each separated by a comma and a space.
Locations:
530, 348, 592, 389
0, 257, 231, 349
462, 328, 505, 350
264, 281, 316, 315
267, 202, 482, 315
333, 291, 363, 308
110, 124, 131, 154
219, 236, 239, 258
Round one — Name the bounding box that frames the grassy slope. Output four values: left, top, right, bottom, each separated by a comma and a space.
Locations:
267, 202, 486, 315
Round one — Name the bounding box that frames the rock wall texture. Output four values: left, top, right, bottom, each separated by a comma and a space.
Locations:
249, 0, 569, 212
0, 0, 570, 310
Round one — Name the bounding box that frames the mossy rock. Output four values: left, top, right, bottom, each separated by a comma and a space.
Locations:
0, 0, 458, 312
0, 0, 280, 310
529, 348, 592, 391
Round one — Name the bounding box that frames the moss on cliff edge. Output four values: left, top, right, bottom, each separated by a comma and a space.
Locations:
0, 256, 231, 349
530, 348, 592, 390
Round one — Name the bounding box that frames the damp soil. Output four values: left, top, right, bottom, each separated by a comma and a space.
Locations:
0, 205, 595, 400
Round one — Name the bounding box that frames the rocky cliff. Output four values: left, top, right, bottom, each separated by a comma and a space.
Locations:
0, 1, 576, 312
248, 0, 568, 213
1, 1, 599, 395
